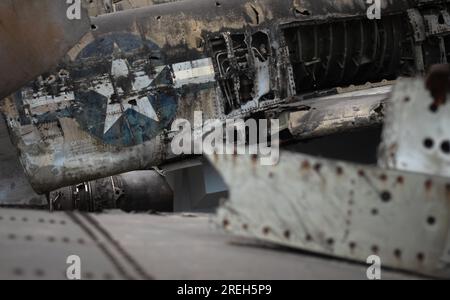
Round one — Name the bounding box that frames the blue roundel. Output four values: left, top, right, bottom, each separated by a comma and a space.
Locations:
77, 32, 162, 60
71, 32, 178, 147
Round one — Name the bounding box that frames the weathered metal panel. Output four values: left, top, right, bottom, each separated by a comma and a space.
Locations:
378, 77, 450, 177
210, 150, 450, 278
0, 0, 90, 99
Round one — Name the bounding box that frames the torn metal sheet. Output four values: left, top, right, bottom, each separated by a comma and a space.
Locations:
378, 78, 450, 178
210, 150, 450, 278
2, 0, 450, 193
274, 84, 390, 139
0, 0, 90, 99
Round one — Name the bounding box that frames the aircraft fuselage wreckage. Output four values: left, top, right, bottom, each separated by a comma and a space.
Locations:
0, 0, 449, 193
1, 0, 450, 281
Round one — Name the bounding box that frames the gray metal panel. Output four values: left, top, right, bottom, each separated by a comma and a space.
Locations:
90, 212, 419, 280
0, 208, 154, 280
0, 209, 123, 280
209, 150, 450, 278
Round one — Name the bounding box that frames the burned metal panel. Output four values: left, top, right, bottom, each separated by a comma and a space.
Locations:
378, 77, 450, 177
210, 150, 450, 278
0, 0, 90, 99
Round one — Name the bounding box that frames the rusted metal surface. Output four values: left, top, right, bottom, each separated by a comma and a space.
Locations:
0, 0, 90, 100
210, 149, 450, 279
2, 0, 450, 193
378, 77, 450, 177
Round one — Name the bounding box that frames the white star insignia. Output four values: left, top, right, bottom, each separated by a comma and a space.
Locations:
103, 96, 160, 134
98, 55, 161, 134
95, 44, 216, 135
